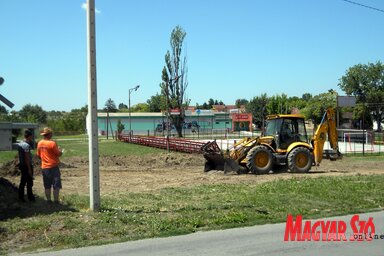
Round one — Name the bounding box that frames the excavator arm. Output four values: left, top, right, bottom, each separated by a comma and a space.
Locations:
312, 108, 342, 165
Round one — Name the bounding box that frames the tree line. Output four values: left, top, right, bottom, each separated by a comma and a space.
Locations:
0, 85, 381, 136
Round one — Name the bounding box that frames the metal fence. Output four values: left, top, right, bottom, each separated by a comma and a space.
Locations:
338, 130, 384, 156
129, 128, 261, 140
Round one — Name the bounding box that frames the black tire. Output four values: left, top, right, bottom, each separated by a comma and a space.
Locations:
287, 147, 313, 173
246, 146, 273, 175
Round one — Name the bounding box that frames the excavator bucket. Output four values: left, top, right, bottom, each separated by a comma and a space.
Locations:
224, 158, 248, 174
201, 140, 248, 174
203, 153, 246, 174
203, 152, 226, 172
201, 140, 225, 172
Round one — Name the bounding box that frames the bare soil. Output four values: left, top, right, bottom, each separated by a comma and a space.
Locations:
1, 152, 384, 199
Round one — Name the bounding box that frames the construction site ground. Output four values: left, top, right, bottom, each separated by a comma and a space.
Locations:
1, 152, 384, 199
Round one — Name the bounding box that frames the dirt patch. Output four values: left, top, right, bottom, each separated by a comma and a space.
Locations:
0, 155, 19, 176
0, 177, 19, 213
1, 152, 384, 201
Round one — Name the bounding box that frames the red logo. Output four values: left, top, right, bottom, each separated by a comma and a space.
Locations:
284, 214, 377, 241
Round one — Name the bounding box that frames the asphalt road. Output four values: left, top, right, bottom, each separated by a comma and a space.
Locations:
25, 211, 384, 256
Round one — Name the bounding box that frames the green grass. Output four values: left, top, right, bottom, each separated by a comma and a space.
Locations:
60, 139, 165, 158
1, 174, 383, 254
0, 139, 165, 164
0, 151, 17, 164
55, 134, 89, 140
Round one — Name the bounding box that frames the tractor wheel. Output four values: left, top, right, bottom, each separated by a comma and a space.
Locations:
246, 146, 273, 175
287, 147, 313, 173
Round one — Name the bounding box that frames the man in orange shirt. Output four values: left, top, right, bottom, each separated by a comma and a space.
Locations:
36, 127, 63, 203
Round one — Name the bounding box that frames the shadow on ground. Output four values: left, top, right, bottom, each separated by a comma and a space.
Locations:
0, 177, 77, 221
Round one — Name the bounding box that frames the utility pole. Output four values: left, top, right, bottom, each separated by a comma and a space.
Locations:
86, 0, 100, 212
129, 85, 140, 139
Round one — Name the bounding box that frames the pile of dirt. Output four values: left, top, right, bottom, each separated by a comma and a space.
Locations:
0, 155, 76, 178
0, 155, 18, 176
97, 152, 204, 171
0, 155, 40, 177
0, 177, 20, 220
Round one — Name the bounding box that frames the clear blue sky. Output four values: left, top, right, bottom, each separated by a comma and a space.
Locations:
0, 0, 383, 111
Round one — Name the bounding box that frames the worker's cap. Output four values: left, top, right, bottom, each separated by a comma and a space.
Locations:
40, 127, 53, 136
24, 130, 33, 137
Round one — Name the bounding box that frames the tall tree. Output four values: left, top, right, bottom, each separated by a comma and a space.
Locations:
131, 103, 150, 112
301, 91, 337, 128
235, 99, 249, 108
287, 96, 307, 113
208, 98, 215, 108
0, 105, 7, 115
0, 105, 10, 122
45, 107, 87, 135
116, 119, 125, 134
68, 106, 87, 133
302, 93, 312, 102
104, 98, 118, 113
196, 99, 224, 109
147, 93, 166, 112
161, 26, 189, 137
247, 93, 268, 129
266, 94, 290, 115
19, 104, 47, 123
338, 61, 384, 131
118, 103, 128, 110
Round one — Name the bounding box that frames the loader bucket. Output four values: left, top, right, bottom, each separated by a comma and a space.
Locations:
224, 158, 248, 174
202, 140, 226, 172
203, 153, 247, 174
203, 152, 226, 172
201, 140, 249, 174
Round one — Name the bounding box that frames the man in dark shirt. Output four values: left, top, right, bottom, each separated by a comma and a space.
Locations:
18, 130, 35, 202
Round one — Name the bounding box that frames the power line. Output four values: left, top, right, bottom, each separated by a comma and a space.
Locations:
341, 0, 384, 13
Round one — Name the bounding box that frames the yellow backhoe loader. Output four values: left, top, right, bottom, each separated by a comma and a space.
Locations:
202, 107, 342, 174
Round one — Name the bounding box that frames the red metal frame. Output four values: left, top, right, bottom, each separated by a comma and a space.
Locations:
119, 134, 208, 154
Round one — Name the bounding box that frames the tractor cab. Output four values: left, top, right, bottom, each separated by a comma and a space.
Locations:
264, 114, 309, 150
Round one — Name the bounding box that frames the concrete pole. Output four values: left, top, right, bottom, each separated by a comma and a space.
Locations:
86, 0, 100, 211
128, 85, 139, 139
129, 90, 131, 138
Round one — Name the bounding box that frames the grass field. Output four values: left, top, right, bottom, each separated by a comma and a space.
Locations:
58, 138, 166, 158
1, 175, 383, 254
0, 138, 165, 164
1, 137, 384, 254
